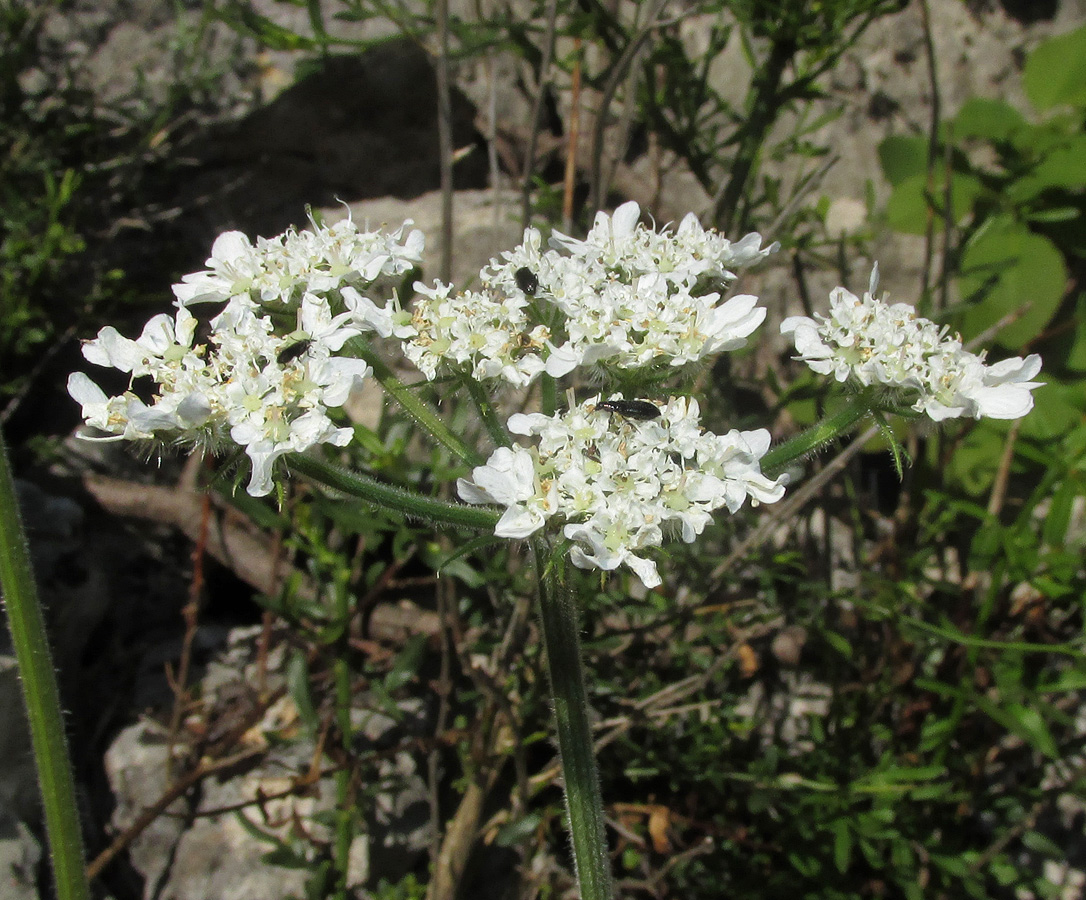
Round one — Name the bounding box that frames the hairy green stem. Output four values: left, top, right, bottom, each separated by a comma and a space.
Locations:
351, 340, 482, 467
761, 394, 875, 477
331, 574, 353, 900
288, 453, 499, 531
534, 542, 613, 899
462, 376, 512, 448
0, 429, 90, 900
540, 373, 558, 417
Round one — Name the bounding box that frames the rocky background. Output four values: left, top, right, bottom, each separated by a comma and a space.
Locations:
3, 1, 1085, 898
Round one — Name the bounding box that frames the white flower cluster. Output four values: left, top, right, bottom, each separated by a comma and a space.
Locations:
400, 201, 775, 384
172, 218, 424, 308
68, 217, 424, 496
781, 266, 1043, 421
457, 396, 787, 588
397, 280, 550, 387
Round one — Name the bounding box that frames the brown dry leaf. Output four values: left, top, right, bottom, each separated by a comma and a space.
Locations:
647, 805, 672, 854
737, 643, 759, 678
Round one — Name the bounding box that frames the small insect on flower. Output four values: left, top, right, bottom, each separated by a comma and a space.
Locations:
276, 339, 313, 365
596, 399, 661, 420
514, 267, 539, 296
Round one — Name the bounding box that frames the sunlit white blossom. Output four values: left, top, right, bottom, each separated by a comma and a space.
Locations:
402, 201, 776, 386
457, 396, 786, 588
70, 217, 422, 496
781, 265, 1043, 421
398, 280, 549, 387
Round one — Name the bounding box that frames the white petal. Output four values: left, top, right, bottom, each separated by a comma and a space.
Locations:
611, 201, 642, 238
494, 506, 544, 539
624, 554, 662, 589
67, 372, 107, 408
209, 230, 252, 264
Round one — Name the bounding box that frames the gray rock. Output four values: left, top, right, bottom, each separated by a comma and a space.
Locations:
0, 811, 42, 900
0, 657, 39, 827
103, 627, 436, 898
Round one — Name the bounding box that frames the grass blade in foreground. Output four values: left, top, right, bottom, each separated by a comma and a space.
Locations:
0, 429, 90, 900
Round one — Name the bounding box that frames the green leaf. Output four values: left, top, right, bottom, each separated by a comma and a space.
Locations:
945, 422, 1006, 495
1022, 830, 1066, 858
1017, 380, 1083, 442
287, 649, 320, 733
212, 4, 320, 50
885, 171, 982, 234
1024, 24, 1086, 111
859, 763, 947, 785
832, 820, 852, 873
1005, 704, 1060, 758
975, 695, 1061, 758
1061, 294, 1086, 372
1040, 668, 1086, 693
495, 812, 543, 848
822, 629, 853, 659
1023, 135, 1086, 190
953, 97, 1025, 141
959, 224, 1067, 349
989, 856, 1020, 886
384, 633, 429, 692
878, 135, 929, 186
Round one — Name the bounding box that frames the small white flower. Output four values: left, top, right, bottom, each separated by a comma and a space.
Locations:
400, 281, 549, 387
457, 446, 553, 538
409, 201, 776, 386
458, 395, 786, 588
782, 265, 1043, 421
71, 217, 421, 496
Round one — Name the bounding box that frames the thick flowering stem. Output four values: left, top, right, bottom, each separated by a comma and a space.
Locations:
289, 453, 500, 531
331, 574, 354, 900
540, 373, 558, 417
350, 339, 483, 467
462, 375, 512, 448
0, 430, 90, 900
760, 392, 876, 477
533, 541, 614, 900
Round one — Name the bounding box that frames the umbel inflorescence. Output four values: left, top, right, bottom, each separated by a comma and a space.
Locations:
781, 264, 1042, 421
70, 204, 1042, 587
457, 395, 785, 588
69, 217, 424, 497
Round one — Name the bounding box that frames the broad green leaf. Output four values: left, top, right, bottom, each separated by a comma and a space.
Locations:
953, 97, 1025, 141
989, 857, 1020, 886
878, 135, 929, 186
1024, 24, 1086, 111
959, 225, 1067, 348
945, 421, 1006, 495
886, 171, 982, 234
1052, 293, 1086, 372
1025, 136, 1086, 189
1017, 380, 1083, 442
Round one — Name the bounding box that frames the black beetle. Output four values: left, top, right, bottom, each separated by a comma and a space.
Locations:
514, 267, 539, 296
276, 339, 312, 365
595, 399, 661, 421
